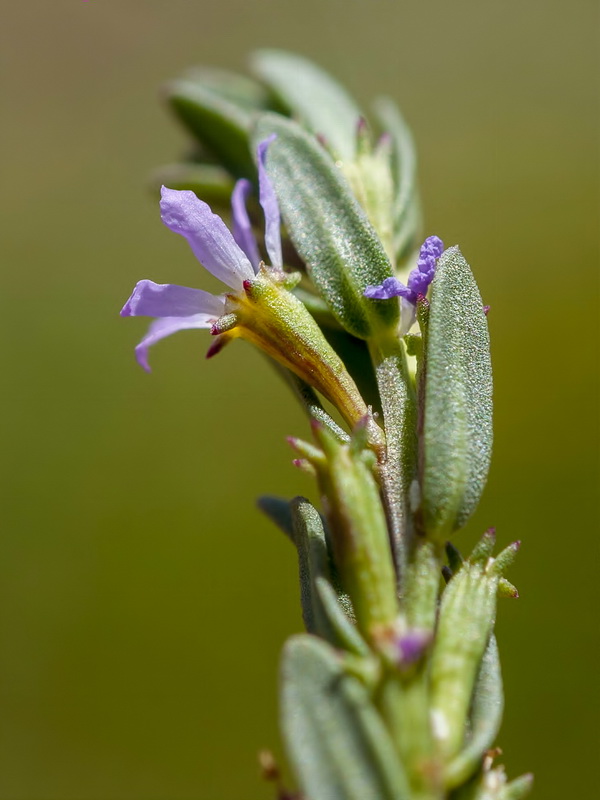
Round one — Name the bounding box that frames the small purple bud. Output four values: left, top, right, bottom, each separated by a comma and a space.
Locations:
356, 116, 369, 135
397, 629, 432, 668
483, 305, 491, 315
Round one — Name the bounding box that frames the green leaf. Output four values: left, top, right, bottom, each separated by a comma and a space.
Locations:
251, 50, 362, 161
429, 555, 499, 762
180, 66, 269, 112
314, 577, 369, 657
257, 495, 295, 541
289, 497, 333, 635
404, 539, 441, 633
164, 79, 257, 179
451, 771, 533, 800
374, 97, 422, 262
445, 636, 504, 788
281, 635, 410, 800
271, 364, 351, 443
498, 774, 534, 800
252, 114, 398, 339
311, 424, 399, 637
421, 246, 493, 539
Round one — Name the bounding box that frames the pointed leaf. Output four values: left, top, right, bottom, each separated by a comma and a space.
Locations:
257, 495, 295, 541
165, 79, 257, 179
315, 577, 369, 657
421, 246, 493, 539
281, 635, 410, 800
288, 497, 332, 634
181, 66, 270, 112
445, 636, 504, 787
251, 50, 362, 161
430, 559, 498, 762
498, 774, 534, 800
252, 114, 398, 339
374, 97, 422, 262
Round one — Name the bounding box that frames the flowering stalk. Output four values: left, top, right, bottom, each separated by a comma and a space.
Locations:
123, 51, 532, 800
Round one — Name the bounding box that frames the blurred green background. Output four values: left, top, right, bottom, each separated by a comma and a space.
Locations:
1, 1, 597, 798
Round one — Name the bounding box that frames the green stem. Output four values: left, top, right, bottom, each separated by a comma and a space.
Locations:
368, 333, 418, 587
377, 671, 441, 800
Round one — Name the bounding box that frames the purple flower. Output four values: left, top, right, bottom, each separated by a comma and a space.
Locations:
121, 135, 281, 371
364, 235, 444, 333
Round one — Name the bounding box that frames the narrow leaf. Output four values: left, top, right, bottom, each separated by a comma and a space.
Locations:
429, 561, 498, 762
164, 79, 256, 179
252, 114, 398, 339
498, 774, 534, 800
281, 635, 410, 800
374, 97, 422, 262
445, 636, 504, 787
251, 50, 362, 161
181, 66, 269, 112
315, 577, 369, 657
289, 497, 332, 634
421, 246, 493, 539
257, 495, 295, 541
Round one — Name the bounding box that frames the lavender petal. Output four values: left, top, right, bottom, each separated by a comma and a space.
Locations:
160, 186, 254, 290
121, 280, 226, 319
135, 314, 216, 372
364, 276, 413, 300
257, 135, 283, 269
399, 297, 417, 335
231, 179, 261, 271
417, 235, 444, 272
407, 267, 432, 297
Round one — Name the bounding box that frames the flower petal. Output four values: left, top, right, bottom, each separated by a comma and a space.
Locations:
135, 314, 215, 372
121, 280, 226, 318
400, 298, 417, 335
364, 276, 412, 301
160, 186, 254, 290
256, 135, 283, 268
231, 179, 261, 271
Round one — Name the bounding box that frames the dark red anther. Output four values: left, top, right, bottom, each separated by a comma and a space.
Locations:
206, 335, 227, 359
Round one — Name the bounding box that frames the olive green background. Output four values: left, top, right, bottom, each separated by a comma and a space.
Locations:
1, 1, 597, 798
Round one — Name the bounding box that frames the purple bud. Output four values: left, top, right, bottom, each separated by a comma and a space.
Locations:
397, 629, 432, 667
356, 116, 369, 135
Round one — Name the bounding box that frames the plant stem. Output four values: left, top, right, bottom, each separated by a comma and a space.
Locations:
378, 671, 441, 800
368, 333, 418, 586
